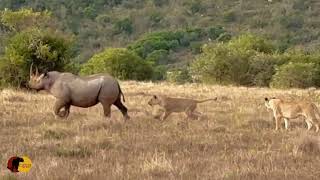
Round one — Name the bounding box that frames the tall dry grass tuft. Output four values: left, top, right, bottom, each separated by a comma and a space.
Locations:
294, 134, 320, 156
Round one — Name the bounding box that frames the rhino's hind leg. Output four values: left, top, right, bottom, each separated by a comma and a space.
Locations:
101, 103, 112, 119
113, 98, 130, 120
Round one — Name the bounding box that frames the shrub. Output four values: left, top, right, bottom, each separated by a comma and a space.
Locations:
113, 17, 133, 34
128, 28, 207, 58
271, 62, 319, 88
208, 26, 226, 40
191, 43, 251, 85
217, 33, 232, 42
190, 41, 202, 54
228, 34, 275, 54
190, 1, 205, 14
191, 34, 275, 85
146, 49, 169, 65
280, 15, 304, 31
223, 10, 237, 23
152, 0, 169, 7
152, 65, 167, 81
0, 8, 51, 31
166, 67, 192, 84
149, 12, 164, 27
0, 28, 73, 87
248, 54, 282, 87
128, 31, 182, 58
80, 48, 153, 80
83, 5, 98, 19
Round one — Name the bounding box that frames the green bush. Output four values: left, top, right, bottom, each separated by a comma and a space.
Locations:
217, 33, 232, 42
248, 54, 283, 87
228, 34, 275, 54
208, 26, 226, 40
152, 65, 167, 81
0, 8, 51, 31
190, 34, 276, 86
152, 0, 169, 7
190, 42, 202, 54
80, 48, 153, 80
128, 28, 207, 58
271, 62, 319, 88
128, 31, 182, 58
166, 67, 192, 84
0, 28, 73, 87
184, 0, 206, 15
191, 43, 251, 85
280, 15, 304, 31
149, 12, 164, 27
146, 49, 169, 65
113, 17, 133, 34
83, 5, 98, 19
223, 10, 237, 22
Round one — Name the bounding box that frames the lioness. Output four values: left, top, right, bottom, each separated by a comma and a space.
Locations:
148, 95, 217, 120
265, 97, 320, 132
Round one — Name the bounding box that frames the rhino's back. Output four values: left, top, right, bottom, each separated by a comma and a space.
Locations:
56, 73, 120, 107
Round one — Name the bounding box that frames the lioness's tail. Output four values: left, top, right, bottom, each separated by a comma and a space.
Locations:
196, 97, 217, 103
312, 103, 320, 120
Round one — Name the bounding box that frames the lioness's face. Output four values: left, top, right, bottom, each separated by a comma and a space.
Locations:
264, 97, 272, 109
148, 95, 161, 106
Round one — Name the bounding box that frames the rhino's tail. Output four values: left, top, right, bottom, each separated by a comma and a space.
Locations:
118, 82, 125, 102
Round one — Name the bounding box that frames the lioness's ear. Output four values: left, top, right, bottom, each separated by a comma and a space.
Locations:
153, 95, 157, 99
265, 97, 269, 101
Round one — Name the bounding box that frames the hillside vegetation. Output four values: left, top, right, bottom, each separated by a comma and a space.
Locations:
1, 82, 320, 179
1, 1, 320, 88
1, 0, 320, 63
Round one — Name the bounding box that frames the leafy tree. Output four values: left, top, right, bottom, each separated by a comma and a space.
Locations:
191, 34, 275, 85
167, 67, 192, 84
152, 0, 168, 7
113, 17, 133, 35
146, 49, 169, 65
0, 8, 52, 31
0, 28, 73, 87
228, 34, 275, 54
271, 62, 319, 89
128, 28, 208, 59
248, 54, 283, 87
191, 43, 251, 85
208, 26, 226, 40
223, 10, 237, 23
80, 48, 153, 80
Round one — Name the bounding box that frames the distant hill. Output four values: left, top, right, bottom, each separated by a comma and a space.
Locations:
0, 0, 319, 64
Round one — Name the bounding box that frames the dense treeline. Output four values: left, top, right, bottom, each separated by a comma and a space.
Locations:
1, 0, 320, 63
0, 0, 320, 88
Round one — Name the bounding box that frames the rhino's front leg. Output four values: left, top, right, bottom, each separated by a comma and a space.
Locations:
54, 99, 69, 118
62, 104, 71, 118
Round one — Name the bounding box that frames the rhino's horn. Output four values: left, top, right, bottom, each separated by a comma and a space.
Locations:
35, 66, 39, 76
30, 63, 34, 77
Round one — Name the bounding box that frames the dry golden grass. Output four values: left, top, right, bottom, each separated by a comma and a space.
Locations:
1, 81, 320, 180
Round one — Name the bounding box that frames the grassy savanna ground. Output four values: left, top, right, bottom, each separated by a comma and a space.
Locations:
1, 81, 320, 180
